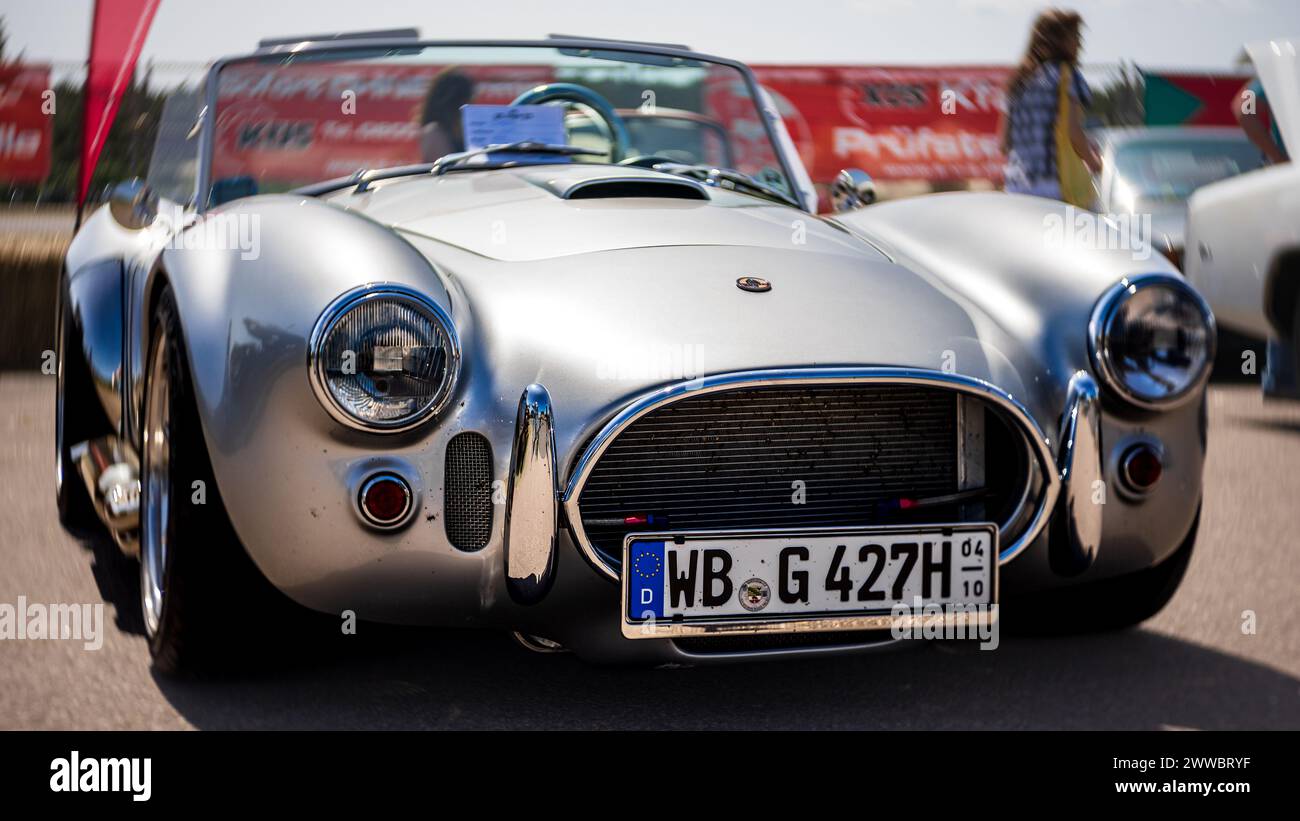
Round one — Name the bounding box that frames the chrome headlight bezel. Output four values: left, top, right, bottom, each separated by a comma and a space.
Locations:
308, 283, 460, 433
1088, 273, 1215, 411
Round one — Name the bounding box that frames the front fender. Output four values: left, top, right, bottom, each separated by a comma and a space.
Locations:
156, 195, 451, 449
65, 256, 126, 434
154, 195, 489, 618
834, 192, 1181, 363
834, 192, 1205, 591
831, 192, 1181, 433
64, 202, 167, 436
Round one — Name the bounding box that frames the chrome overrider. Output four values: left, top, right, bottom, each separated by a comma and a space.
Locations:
1054, 371, 1103, 575
561, 367, 1065, 583
504, 383, 559, 604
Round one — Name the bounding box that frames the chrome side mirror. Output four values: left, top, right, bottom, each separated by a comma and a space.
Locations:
831, 168, 877, 212
106, 178, 158, 230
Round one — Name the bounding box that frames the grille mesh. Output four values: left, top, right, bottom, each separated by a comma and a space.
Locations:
577, 385, 962, 565
444, 432, 493, 551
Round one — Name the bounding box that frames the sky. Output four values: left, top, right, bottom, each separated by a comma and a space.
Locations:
2, 0, 1298, 75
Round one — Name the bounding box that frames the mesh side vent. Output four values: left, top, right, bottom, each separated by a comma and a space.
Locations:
444, 432, 493, 551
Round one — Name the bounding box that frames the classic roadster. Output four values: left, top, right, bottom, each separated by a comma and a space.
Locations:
58, 33, 1213, 671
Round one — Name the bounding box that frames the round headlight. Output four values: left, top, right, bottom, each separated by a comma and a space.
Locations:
1089, 274, 1215, 409
309, 285, 459, 432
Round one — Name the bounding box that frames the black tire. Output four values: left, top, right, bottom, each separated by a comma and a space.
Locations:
141, 287, 275, 675
1210, 326, 1265, 384
54, 283, 104, 534
1291, 299, 1300, 384
1002, 506, 1199, 636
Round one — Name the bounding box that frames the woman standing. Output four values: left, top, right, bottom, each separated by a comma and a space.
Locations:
1001, 9, 1102, 202
419, 69, 475, 162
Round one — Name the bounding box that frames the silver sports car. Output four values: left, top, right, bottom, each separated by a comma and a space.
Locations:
58, 33, 1214, 671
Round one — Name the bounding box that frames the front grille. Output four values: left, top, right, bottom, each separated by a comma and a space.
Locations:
576, 384, 1022, 567
444, 432, 493, 551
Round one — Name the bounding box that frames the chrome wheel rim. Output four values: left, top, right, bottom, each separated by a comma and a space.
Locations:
140, 331, 171, 637
54, 304, 69, 494
54, 324, 66, 492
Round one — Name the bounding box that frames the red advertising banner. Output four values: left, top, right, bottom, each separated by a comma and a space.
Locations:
752, 65, 1011, 183
0, 64, 52, 184
213, 63, 554, 185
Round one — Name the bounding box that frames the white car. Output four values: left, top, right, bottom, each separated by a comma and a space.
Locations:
1184, 38, 1300, 392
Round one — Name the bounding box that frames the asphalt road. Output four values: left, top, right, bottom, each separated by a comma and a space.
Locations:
1, 372, 1297, 729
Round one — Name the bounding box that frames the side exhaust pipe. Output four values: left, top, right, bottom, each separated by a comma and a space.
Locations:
70, 436, 140, 555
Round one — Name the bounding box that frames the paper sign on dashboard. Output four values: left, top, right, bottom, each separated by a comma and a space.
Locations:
461, 104, 565, 150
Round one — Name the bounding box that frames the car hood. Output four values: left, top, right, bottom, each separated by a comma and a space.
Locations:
324, 164, 885, 262
391, 235, 1043, 458
324, 167, 1047, 441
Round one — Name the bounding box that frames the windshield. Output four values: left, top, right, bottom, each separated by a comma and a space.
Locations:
206, 43, 792, 205
147, 87, 203, 206
1112, 136, 1263, 208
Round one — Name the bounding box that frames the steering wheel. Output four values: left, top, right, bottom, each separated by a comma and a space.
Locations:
510, 82, 631, 163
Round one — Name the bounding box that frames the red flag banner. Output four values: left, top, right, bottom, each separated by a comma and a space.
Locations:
0, 64, 53, 184
78, 0, 161, 205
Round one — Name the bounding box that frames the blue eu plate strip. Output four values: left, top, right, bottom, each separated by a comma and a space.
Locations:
627, 541, 665, 620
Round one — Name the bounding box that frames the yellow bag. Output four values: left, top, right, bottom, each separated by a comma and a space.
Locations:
1055, 64, 1095, 209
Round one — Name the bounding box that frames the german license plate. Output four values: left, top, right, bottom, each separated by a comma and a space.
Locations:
621, 524, 997, 638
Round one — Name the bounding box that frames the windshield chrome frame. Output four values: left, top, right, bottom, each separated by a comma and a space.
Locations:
195, 37, 809, 212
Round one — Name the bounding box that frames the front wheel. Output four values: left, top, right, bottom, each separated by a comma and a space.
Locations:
1002, 505, 1199, 635
140, 287, 272, 674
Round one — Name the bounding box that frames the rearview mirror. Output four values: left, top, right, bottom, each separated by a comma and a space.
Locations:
106, 178, 158, 230
831, 168, 877, 212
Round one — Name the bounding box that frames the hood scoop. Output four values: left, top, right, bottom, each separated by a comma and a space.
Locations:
564, 177, 709, 201
524, 167, 709, 202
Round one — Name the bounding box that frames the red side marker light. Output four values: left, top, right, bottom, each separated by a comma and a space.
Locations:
1121, 445, 1163, 492
360, 474, 411, 525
